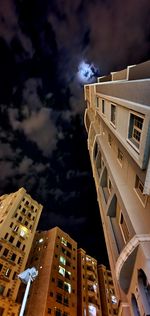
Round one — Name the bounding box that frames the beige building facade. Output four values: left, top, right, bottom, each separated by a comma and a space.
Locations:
25, 227, 77, 316
0, 187, 43, 316
98, 264, 118, 316
77, 248, 102, 316
84, 60, 150, 316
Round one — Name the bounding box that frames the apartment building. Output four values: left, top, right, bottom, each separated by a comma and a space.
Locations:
98, 264, 118, 316
84, 60, 150, 316
24, 227, 77, 316
0, 187, 43, 316
77, 248, 102, 316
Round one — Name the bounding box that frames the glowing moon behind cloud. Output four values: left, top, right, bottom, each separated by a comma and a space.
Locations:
77, 61, 99, 83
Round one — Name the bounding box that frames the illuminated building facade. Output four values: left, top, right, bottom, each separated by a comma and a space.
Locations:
84, 60, 150, 316
0, 187, 43, 316
98, 265, 118, 316
77, 248, 102, 316
25, 227, 77, 316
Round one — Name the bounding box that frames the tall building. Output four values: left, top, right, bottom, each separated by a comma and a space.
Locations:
77, 248, 102, 316
98, 264, 118, 316
0, 187, 43, 316
84, 60, 150, 316
25, 227, 77, 316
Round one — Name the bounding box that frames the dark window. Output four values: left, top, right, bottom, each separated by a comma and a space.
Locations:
7, 289, 11, 297
0, 286, 5, 295
3, 248, 9, 257
28, 213, 31, 218
12, 272, 17, 280
0, 264, 3, 271
0, 307, 4, 315
15, 213, 18, 218
102, 99, 105, 114
66, 260, 71, 267
48, 308, 51, 314
4, 233, 8, 239
62, 247, 66, 255
64, 296, 69, 306
22, 245, 25, 251
25, 201, 29, 205
24, 221, 28, 226
52, 277, 55, 282
56, 293, 62, 304
65, 271, 71, 280
10, 222, 13, 228
16, 241, 21, 248
57, 279, 63, 289
10, 253, 17, 261
9, 236, 14, 243
31, 205, 34, 210
55, 309, 61, 316
50, 292, 53, 297
0, 245, 2, 251
111, 104, 116, 126
22, 208, 26, 214
67, 242, 72, 250
66, 251, 71, 258
18, 216, 22, 222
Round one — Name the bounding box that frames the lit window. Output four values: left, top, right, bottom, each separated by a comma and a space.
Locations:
111, 295, 117, 304
58, 266, 65, 277
5, 268, 11, 277
61, 237, 67, 246
20, 229, 26, 238
13, 225, 19, 232
60, 256, 66, 265
128, 113, 144, 149
39, 238, 44, 243
108, 178, 112, 194
65, 270, 71, 280
64, 282, 71, 293
88, 304, 96, 316
111, 104, 116, 126
134, 175, 147, 206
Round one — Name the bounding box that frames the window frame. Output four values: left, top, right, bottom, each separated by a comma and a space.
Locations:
127, 111, 144, 152
134, 175, 147, 207
110, 104, 117, 127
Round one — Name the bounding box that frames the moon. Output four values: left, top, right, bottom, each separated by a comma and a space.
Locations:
77, 61, 99, 83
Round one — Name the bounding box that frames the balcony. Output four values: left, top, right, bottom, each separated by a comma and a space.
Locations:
116, 234, 150, 293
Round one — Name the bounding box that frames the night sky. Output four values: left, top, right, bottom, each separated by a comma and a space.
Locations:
0, 0, 150, 265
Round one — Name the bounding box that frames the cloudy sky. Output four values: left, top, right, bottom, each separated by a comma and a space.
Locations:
0, 0, 150, 264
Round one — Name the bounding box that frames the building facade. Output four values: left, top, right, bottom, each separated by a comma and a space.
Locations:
98, 264, 118, 316
0, 187, 43, 316
77, 248, 102, 316
84, 60, 150, 316
25, 227, 77, 316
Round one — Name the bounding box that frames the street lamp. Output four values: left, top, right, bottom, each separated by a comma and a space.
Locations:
18, 267, 38, 316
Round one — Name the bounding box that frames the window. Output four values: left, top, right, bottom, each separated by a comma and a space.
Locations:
10, 222, 13, 228
48, 308, 51, 314
22, 245, 25, 251
55, 309, 62, 316
65, 270, 71, 280
56, 293, 62, 304
50, 292, 53, 297
10, 253, 17, 261
60, 256, 66, 265
18, 216, 22, 222
67, 242, 72, 250
24, 221, 28, 227
3, 248, 9, 257
102, 99, 105, 114
9, 236, 14, 243
135, 175, 147, 206
12, 272, 17, 280
5, 268, 11, 277
111, 104, 116, 126
61, 237, 67, 246
96, 96, 99, 108
128, 113, 144, 149
57, 279, 63, 289
66, 251, 71, 258
0, 286, 5, 295
64, 296, 69, 306
58, 266, 65, 277
64, 282, 71, 293
4, 233, 9, 239
0, 264, 3, 271
16, 241, 21, 248
13, 225, 19, 232
117, 148, 123, 166
7, 289, 11, 297
120, 213, 129, 243
0, 307, 4, 316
